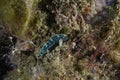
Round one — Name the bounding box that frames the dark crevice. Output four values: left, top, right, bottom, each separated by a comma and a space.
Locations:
38, 0, 56, 27
0, 25, 17, 80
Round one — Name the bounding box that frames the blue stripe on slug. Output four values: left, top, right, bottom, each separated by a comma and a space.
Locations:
40, 34, 68, 57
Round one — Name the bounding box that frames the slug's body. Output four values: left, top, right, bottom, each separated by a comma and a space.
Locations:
40, 34, 68, 57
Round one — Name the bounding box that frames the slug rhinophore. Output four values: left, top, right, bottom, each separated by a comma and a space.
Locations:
39, 34, 68, 57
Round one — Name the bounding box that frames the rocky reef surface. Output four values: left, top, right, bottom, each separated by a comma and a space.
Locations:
0, 0, 120, 80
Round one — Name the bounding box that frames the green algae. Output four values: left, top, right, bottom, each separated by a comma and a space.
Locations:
0, 0, 41, 38
0, 0, 14, 23
0, 0, 27, 35
20, 0, 39, 36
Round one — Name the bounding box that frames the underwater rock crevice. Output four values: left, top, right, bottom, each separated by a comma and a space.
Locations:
0, 25, 17, 80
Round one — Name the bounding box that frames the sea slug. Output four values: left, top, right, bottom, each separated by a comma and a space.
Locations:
40, 34, 68, 57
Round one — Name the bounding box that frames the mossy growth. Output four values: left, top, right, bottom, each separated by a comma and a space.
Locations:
0, 0, 27, 36
0, 0, 14, 23
0, 0, 41, 38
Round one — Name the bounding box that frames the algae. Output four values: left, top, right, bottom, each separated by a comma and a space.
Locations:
0, 0, 120, 80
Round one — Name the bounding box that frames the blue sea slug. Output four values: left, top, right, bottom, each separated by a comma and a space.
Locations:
40, 34, 68, 57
